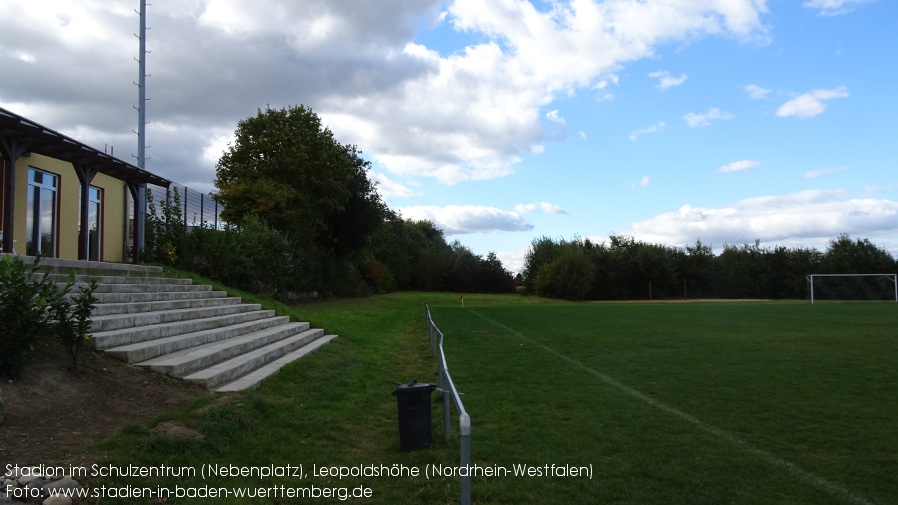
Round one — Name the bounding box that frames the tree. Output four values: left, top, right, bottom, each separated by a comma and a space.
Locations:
535, 247, 594, 300
213, 105, 386, 259
823, 234, 896, 274
521, 236, 564, 295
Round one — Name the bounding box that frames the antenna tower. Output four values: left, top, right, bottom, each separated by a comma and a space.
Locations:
135, 0, 150, 169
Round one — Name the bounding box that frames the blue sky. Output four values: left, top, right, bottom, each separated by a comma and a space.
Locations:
1, 0, 895, 273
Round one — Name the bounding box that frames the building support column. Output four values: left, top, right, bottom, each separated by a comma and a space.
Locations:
74, 162, 98, 261
0, 136, 28, 254
127, 182, 143, 264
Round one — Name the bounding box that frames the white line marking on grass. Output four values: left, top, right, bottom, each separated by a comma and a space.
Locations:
467, 309, 875, 505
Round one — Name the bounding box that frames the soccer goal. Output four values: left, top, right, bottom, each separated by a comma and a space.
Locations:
807, 274, 898, 303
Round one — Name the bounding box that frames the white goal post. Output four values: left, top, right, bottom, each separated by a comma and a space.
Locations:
807, 274, 898, 304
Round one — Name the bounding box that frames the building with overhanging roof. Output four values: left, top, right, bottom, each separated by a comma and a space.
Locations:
0, 106, 171, 263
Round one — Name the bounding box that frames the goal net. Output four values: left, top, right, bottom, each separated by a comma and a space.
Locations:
807, 274, 898, 303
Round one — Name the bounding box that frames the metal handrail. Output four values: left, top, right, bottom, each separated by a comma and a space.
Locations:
425, 301, 472, 505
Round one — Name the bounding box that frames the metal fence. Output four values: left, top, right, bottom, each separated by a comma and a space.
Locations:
148, 182, 225, 230
425, 301, 472, 505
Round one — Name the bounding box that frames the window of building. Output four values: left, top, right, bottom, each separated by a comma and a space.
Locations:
0, 159, 5, 242
80, 185, 103, 261
26, 168, 58, 257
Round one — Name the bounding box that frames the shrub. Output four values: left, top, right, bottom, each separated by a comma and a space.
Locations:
176, 215, 300, 300
535, 248, 594, 301
0, 255, 100, 376
232, 215, 298, 299
48, 274, 99, 371
0, 255, 54, 378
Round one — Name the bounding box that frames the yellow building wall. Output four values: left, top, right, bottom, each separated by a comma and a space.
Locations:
12, 153, 130, 262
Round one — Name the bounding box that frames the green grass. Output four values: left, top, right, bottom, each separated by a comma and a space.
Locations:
430, 298, 898, 505
85, 290, 898, 504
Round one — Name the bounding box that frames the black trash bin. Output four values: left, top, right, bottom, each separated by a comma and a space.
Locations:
392, 379, 437, 451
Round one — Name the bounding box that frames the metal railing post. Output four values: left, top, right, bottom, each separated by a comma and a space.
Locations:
424, 302, 472, 505
442, 365, 451, 441
460, 412, 472, 505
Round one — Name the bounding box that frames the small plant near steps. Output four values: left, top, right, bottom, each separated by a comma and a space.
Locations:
13, 256, 336, 391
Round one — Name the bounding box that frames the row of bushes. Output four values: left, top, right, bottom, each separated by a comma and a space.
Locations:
142, 189, 516, 299
0, 255, 98, 378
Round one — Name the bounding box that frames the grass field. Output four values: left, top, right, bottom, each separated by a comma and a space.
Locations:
88, 288, 898, 504
429, 297, 898, 505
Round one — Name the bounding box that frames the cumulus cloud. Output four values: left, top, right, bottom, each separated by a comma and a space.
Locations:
744, 84, 772, 100
514, 202, 568, 215
629, 122, 665, 141
804, 166, 847, 178
396, 205, 534, 235
649, 71, 688, 91
0, 0, 772, 189
776, 86, 849, 119
625, 190, 898, 250
802, 0, 873, 16
717, 160, 760, 173
496, 248, 529, 275
371, 172, 420, 198
683, 108, 734, 127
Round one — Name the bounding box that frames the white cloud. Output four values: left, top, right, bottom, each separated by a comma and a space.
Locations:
802, 0, 873, 16
201, 130, 235, 166
324, 0, 769, 184
629, 121, 665, 141
776, 86, 849, 119
717, 160, 760, 173
0, 0, 772, 188
649, 71, 688, 91
744, 84, 772, 100
396, 205, 534, 235
496, 248, 529, 275
626, 190, 898, 251
545, 109, 565, 125
578, 131, 588, 141
371, 172, 420, 198
514, 202, 568, 215
804, 166, 847, 178
629, 176, 651, 189
683, 108, 734, 127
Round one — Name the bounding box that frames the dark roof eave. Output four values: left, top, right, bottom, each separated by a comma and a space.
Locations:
0, 106, 171, 188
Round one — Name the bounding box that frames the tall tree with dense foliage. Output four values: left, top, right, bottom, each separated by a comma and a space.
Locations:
213, 105, 386, 260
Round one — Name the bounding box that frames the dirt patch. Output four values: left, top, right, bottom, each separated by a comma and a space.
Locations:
149, 420, 205, 440
0, 339, 211, 467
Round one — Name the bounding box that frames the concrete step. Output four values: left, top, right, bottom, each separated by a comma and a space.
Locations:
93, 290, 229, 304
15, 256, 165, 277
12, 254, 341, 392
135, 322, 313, 377
42, 273, 194, 285
91, 309, 277, 350
215, 335, 338, 392
90, 303, 262, 332
182, 329, 330, 390
102, 316, 292, 363
92, 296, 242, 317
90, 282, 213, 294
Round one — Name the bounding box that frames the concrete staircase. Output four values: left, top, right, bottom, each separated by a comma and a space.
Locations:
22, 256, 336, 392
